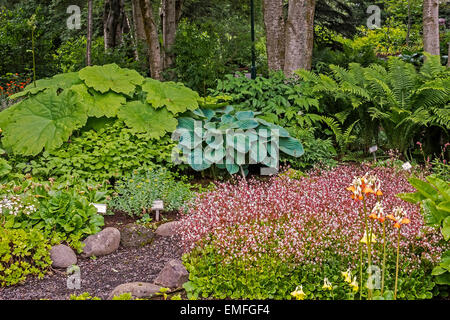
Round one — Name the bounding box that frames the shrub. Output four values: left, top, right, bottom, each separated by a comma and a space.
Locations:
178, 165, 448, 299
109, 168, 193, 217
11, 120, 176, 183
0, 179, 104, 244
0, 227, 52, 287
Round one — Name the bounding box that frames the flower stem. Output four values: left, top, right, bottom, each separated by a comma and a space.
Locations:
359, 243, 363, 300
381, 220, 386, 295
394, 228, 400, 300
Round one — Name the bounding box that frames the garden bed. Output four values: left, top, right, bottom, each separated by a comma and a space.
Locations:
0, 213, 183, 300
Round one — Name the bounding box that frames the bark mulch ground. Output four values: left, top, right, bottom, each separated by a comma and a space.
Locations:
0, 213, 184, 300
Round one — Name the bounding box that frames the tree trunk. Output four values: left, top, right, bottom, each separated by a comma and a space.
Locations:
103, 0, 126, 49
131, 0, 146, 61
262, 0, 285, 72
284, 0, 316, 76
86, 0, 93, 66
423, 0, 440, 56
161, 0, 183, 71
139, 0, 163, 80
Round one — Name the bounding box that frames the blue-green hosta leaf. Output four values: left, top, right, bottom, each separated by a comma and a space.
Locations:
221, 114, 235, 124
117, 101, 177, 138
205, 129, 224, 149
2, 89, 88, 155
9, 72, 82, 99
249, 141, 267, 163
204, 147, 225, 164
225, 163, 239, 175
256, 118, 290, 137
235, 119, 259, 130
193, 108, 216, 120
216, 105, 234, 114
187, 149, 212, 171
79, 64, 144, 96
279, 137, 304, 157
235, 111, 261, 120
142, 79, 199, 114
70, 84, 126, 118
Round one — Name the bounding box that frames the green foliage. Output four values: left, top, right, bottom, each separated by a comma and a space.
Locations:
69, 292, 101, 300
79, 64, 144, 96
2, 89, 88, 156
175, 105, 304, 176
0, 227, 52, 287
182, 245, 435, 300
297, 55, 450, 157
10, 120, 176, 183
110, 168, 193, 217
397, 175, 450, 285
1, 181, 104, 240
1, 64, 202, 156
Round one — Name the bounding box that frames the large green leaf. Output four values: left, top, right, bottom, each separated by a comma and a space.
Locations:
117, 101, 178, 138
426, 175, 450, 201
9, 72, 82, 99
408, 177, 439, 201
142, 79, 199, 114
2, 89, 88, 155
70, 84, 126, 118
397, 191, 426, 204
279, 137, 304, 157
442, 216, 450, 241
79, 64, 144, 96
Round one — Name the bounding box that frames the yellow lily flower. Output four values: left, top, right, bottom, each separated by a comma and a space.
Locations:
342, 269, 352, 283
360, 231, 377, 244
322, 277, 332, 290
291, 285, 306, 300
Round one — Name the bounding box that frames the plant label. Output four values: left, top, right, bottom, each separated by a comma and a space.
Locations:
369, 145, 378, 153
402, 162, 412, 171
152, 200, 164, 211
91, 203, 107, 214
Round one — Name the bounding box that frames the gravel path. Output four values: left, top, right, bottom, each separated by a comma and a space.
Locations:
0, 214, 184, 300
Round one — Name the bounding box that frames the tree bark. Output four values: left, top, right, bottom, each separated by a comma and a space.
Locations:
262, 0, 285, 72
161, 0, 183, 71
284, 0, 316, 76
423, 0, 440, 56
139, 0, 163, 80
103, 0, 126, 49
86, 0, 93, 66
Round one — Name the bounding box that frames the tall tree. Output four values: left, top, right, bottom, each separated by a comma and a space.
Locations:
262, 0, 285, 72
423, 0, 440, 55
160, 0, 183, 70
103, 0, 126, 49
262, 0, 316, 76
86, 0, 93, 66
139, 0, 163, 79
284, 0, 316, 75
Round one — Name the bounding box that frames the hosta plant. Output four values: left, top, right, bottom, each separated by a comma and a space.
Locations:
1, 64, 200, 156
174, 106, 304, 176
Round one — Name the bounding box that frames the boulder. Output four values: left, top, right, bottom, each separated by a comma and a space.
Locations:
154, 259, 189, 288
50, 244, 77, 268
108, 282, 161, 300
120, 223, 155, 248
82, 227, 120, 258
155, 221, 179, 237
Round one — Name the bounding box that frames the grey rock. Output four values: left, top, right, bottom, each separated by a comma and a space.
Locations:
120, 223, 155, 248
50, 244, 77, 268
82, 227, 120, 258
155, 221, 179, 237
108, 282, 161, 299
154, 259, 189, 288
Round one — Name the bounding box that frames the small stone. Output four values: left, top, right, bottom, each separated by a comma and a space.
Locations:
155, 221, 179, 237
50, 244, 77, 268
154, 259, 189, 288
120, 223, 155, 248
81, 227, 120, 258
108, 282, 161, 300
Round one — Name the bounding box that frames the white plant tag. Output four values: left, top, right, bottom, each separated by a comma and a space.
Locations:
152, 200, 164, 211
369, 145, 378, 153
91, 203, 107, 214
402, 162, 412, 171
